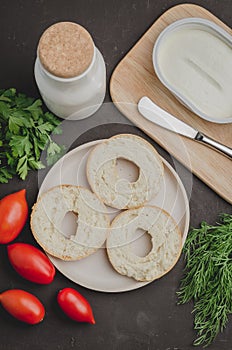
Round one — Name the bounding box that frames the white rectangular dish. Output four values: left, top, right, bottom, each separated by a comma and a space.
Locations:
153, 18, 232, 124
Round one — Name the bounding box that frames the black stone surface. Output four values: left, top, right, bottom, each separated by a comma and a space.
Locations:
0, 1, 231, 349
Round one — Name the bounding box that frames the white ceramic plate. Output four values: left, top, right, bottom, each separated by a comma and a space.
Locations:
39, 139, 190, 293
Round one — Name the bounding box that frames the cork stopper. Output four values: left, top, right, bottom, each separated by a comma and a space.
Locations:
38, 22, 94, 78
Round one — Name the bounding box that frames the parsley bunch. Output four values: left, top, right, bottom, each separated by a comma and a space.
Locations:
0, 88, 65, 183
178, 214, 232, 347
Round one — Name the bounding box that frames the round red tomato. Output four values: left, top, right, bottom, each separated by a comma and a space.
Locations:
7, 243, 56, 284
57, 288, 95, 324
0, 289, 45, 324
0, 189, 28, 244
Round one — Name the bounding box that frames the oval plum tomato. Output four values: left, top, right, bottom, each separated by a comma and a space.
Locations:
0, 189, 28, 244
7, 243, 56, 284
0, 289, 45, 324
57, 288, 95, 324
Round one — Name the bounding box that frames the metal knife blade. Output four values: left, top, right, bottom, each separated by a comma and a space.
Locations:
138, 96, 198, 139
138, 96, 232, 159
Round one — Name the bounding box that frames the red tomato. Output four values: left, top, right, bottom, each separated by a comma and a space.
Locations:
0, 189, 28, 244
0, 289, 45, 324
7, 243, 56, 284
57, 288, 95, 324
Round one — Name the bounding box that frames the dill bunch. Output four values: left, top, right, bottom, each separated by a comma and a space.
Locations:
178, 214, 232, 346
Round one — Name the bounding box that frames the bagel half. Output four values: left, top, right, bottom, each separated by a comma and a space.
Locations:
30, 185, 110, 261
106, 206, 182, 282
86, 134, 164, 209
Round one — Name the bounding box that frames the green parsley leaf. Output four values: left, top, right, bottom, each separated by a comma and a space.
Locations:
0, 166, 13, 183
0, 88, 65, 183
28, 157, 45, 170
0, 101, 11, 120
36, 121, 55, 134
46, 141, 66, 166
8, 114, 25, 134
9, 134, 33, 157
16, 155, 28, 180
24, 99, 43, 120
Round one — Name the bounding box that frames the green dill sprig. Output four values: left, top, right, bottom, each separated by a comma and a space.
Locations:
0, 88, 65, 182
177, 213, 232, 346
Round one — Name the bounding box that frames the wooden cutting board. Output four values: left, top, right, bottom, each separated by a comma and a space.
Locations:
110, 4, 232, 204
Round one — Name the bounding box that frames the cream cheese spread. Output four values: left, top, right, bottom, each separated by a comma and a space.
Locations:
156, 27, 232, 121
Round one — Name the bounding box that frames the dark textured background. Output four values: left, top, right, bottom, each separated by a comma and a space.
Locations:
0, 1, 231, 349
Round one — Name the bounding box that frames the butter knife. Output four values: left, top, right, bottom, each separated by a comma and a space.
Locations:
138, 96, 232, 159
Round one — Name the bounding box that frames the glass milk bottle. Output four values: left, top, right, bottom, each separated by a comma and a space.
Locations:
34, 22, 106, 120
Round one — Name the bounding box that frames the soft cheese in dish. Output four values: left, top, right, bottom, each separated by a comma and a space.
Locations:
154, 20, 232, 122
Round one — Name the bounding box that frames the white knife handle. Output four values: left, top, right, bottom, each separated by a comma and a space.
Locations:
196, 132, 232, 159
